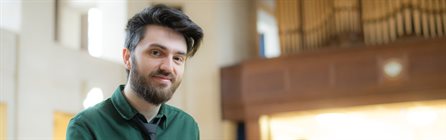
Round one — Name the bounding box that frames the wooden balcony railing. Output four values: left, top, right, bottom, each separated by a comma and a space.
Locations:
221, 38, 446, 140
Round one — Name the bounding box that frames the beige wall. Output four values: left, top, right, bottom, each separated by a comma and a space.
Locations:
0, 28, 18, 140
16, 0, 126, 139
180, 1, 256, 139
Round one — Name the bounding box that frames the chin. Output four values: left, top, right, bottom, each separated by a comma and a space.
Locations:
151, 84, 170, 91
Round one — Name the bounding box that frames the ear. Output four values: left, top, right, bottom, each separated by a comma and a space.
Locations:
123, 48, 131, 70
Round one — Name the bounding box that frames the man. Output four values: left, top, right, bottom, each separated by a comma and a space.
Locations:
67, 4, 203, 140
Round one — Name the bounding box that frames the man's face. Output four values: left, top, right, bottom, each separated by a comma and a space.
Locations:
125, 25, 187, 105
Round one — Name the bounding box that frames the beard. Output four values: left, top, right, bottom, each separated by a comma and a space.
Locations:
129, 55, 182, 105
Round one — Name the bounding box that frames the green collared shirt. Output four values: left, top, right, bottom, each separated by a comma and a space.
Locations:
67, 85, 199, 140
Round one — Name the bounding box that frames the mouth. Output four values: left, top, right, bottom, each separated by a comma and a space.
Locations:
152, 75, 173, 85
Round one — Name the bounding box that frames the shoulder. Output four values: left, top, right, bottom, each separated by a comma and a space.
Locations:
67, 99, 114, 139
69, 99, 113, 126
161, 104, 199, 138
162, 104, 197, 124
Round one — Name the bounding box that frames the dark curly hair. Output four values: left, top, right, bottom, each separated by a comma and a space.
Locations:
125, 4, 203, 57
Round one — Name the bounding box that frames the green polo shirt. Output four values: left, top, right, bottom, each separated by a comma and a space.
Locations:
66, 85, 199, 140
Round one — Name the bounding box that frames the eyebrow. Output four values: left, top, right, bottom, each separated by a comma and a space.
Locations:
150, 43, 187, 56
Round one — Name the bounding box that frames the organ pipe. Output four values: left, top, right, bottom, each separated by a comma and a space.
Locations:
275, 0, 446, 55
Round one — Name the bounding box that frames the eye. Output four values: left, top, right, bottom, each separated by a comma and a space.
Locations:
173, 56, 185, 64
150, 50, 161, 56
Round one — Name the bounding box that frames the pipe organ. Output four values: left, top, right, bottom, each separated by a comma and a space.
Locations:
276, 0, 446, 55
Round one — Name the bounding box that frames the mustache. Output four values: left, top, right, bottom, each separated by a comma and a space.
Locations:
150, 69, 175, 80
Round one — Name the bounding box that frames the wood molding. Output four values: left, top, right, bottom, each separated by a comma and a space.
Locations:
221, 38, 446, 120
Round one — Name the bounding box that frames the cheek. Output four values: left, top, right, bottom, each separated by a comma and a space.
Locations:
175, 65, 185, 77
134, 64, 155, 77
138, 56, 159, 71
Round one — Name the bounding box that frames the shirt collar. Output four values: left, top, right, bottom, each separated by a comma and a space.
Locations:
111, 85, 168, 129
156, 104, 168, 129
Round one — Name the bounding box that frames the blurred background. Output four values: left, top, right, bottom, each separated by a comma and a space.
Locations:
1, 0, 446, 140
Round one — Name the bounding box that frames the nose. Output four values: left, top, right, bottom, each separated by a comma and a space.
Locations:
159, 57, 174, 74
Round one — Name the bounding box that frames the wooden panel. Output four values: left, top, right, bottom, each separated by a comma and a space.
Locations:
410, 49, 446, 79
0, 103, 6, 139
246, 117, 261, 140
53, 111, 74, 140
290, 63, 330, 90
221, 38, 446, 121
334, 57, 378, 88
245, 69, 286, 95
221, 65, 244, 121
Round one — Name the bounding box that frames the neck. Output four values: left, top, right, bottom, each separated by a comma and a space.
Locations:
123, 82, 160, 122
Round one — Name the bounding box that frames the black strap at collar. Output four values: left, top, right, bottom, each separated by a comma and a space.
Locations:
132, 114, 161, 140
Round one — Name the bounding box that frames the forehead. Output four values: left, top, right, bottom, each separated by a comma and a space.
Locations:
138, 25, 187, 53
